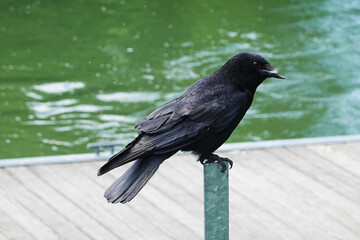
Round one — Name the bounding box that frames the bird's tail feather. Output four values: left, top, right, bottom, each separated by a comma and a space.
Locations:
97, 149, 139, 176
104, 155, 165, 203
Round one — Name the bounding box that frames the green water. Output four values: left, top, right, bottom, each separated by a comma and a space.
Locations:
1, 0, 359, 158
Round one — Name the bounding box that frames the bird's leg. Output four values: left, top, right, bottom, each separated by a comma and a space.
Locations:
198, 153, 233, 172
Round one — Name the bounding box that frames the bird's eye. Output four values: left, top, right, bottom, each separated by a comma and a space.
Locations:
253, 61, 258, 66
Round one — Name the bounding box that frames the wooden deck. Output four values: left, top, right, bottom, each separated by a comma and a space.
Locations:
1, 140, 360, 240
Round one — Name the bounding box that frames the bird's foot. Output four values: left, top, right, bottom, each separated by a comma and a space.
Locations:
198, 154, 233, 172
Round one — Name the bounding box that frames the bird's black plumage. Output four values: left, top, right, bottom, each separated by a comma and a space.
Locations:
98, 52, 285, 203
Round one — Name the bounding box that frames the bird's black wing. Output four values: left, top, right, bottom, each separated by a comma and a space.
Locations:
98, 83, 250, 175
136, 83, 248, 132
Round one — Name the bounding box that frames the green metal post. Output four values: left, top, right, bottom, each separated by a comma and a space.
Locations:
204, 162, 229, 240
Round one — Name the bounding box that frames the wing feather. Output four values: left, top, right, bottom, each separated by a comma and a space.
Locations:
99, 82, 251, 175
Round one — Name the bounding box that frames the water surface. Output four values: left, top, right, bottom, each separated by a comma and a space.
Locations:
1, 0, 359, 158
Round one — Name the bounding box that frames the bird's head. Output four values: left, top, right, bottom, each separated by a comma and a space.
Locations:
221, 52, 285, 92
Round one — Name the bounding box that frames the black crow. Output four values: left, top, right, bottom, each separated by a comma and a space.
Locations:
98, 52, 285, 203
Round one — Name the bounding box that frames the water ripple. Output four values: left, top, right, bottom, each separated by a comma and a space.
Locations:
162, 43, 253, 81
97, 91, 161, 103
34, 81, 85, 94
27, 100, 112, 119
99, 114, 137, 123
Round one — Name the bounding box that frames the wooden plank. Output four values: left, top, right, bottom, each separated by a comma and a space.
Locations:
226, 150, 310, 240
263, 148, 360, 235
74, 162, 183, 240
307, 144, 360, 178
1, 140, 360, 240
270, 147, 360, 204
6, 166, 118, 240
260, 147, 360, 219
0, 169, 64, 240
81, 161, 202, 240
108, 170, 203, 238
227, 158, 334, 239
166, 154, 293, 240
160, 156, 203, 201
336, 142, 360, 159
289, 146, 360, 190
37, 163, 149, 240
38, 162, 168, 240
0, 231, 8, 240
232, 148, 360, 224
226, 149, 360, 237
151, 158, 203, 216
0, 206, 35, 240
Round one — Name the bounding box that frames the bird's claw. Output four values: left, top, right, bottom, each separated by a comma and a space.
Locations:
216, 157, 233, 172
221, 157, 233, 170
198, 155, 233, 172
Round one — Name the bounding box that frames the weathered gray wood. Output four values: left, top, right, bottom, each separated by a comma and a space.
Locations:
60, 162, 179, 240
225, 150, 315, 240
106, 170, 203, 239
149, 164, 203, 218
0, 169, 66, 240
84, 161, 202, 240
337, 142, 360, 158
30, 164, 149, 240
0, 231, 8, 240
231, 161, 333, 239
289, 146, 360, 191
308, 144, 360, 177
264, 148, 360, 236
264, 148, 360, 223
228, 149, 360, 238
162, 156, 269, 239
4, 166, 111, 240
0, 202, 36, 240
270, 147, 360, 204
1, 141, 360, 240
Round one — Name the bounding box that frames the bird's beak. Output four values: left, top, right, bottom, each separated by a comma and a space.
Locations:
259, 68, 286, 79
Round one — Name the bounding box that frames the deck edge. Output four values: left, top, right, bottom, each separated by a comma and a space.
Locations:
1, 134, 359, 168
